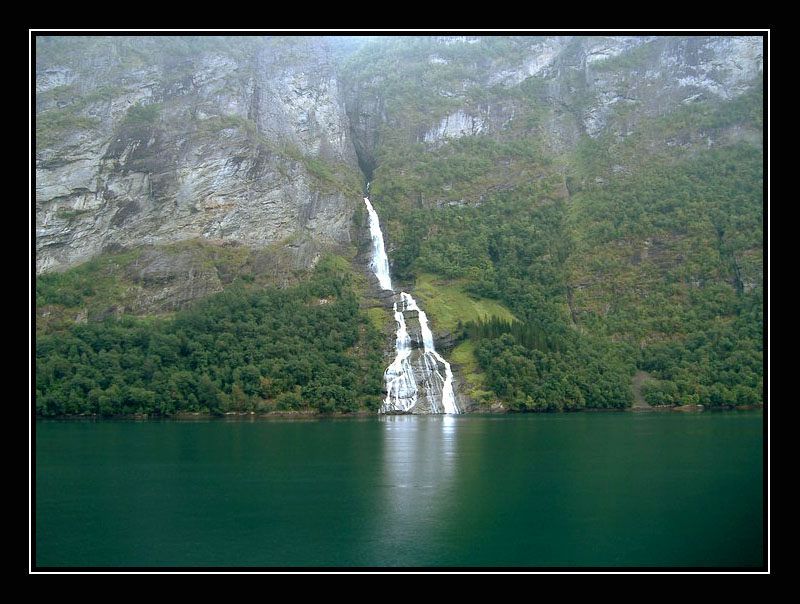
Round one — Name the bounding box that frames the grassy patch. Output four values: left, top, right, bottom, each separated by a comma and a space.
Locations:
364, 307, 390, 333
36, 108, 100, 147
451, 339, 499, 404
450, 339, 487, 388
412, 272, 516, 332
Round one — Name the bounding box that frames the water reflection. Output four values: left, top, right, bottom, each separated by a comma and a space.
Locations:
381, 415, 458, 487
369, 415, 460, 565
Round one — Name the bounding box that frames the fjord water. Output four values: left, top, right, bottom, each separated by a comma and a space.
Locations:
35, 412, 763, 568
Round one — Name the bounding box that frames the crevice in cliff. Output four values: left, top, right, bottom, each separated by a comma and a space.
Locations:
350, 129, 376, 185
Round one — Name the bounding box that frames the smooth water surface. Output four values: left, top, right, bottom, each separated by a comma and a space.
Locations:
35, 412, 764, 568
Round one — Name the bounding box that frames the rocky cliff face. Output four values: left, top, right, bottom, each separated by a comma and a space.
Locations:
36, 36, 362, 275
35, 34, 763, 281
343, 35, 763, 160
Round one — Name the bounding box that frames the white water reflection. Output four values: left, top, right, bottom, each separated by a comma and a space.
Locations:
369, 415, 460, 564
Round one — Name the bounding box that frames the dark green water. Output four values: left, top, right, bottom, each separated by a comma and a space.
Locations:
34, 412, 764, 569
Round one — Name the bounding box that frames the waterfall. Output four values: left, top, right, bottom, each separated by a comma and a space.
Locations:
383, 298, 418, 412
363, 195, 459, 414
398, 293, 458, 414
364, 198, 393, 292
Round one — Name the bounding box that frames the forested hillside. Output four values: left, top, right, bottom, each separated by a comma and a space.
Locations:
341, 35, 764, 410
35, 34, 765, 414
36, 255, 386, 416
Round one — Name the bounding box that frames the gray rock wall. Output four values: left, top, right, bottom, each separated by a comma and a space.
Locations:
35, 36, 361, 274
36, 35, 764, 275
344, 35, 763, 156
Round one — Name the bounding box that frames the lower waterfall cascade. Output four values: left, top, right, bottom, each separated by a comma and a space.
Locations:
363, 194, 459, 414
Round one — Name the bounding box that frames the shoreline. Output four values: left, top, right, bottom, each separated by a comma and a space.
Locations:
34, 404, 763, 421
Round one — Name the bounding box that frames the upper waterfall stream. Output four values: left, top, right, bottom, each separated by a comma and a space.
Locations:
363, 196, 459, 414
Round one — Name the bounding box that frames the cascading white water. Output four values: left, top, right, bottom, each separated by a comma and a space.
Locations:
399, 293, 458, 414
364, 198, 393, 292
382, 298, 418, 412
363, 195, 459, 414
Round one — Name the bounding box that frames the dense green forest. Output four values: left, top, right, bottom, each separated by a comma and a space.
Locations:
35, 257, 385, 416
410, 141, 762, 409
364, 139, 762, 409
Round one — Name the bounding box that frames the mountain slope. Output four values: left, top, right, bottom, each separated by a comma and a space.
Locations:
340, 34, 764, 410
34, 34, 765, 414
36, 36, 362, 276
